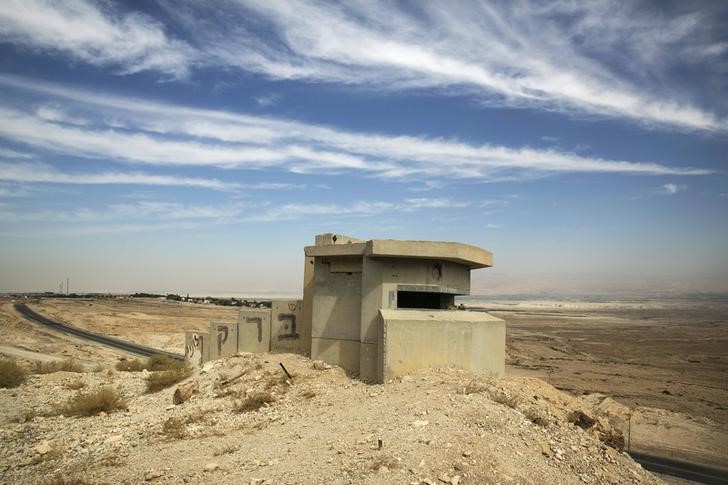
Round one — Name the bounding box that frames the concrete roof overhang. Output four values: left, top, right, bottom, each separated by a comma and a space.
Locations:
304, 239, 492, 269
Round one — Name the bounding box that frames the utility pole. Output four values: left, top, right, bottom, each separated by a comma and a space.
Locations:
66, 277, 69, 295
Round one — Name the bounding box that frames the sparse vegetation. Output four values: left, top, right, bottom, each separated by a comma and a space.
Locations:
147, 354, 183, 371
488, 389, 520, 409
370, 454, 401, 471
161, 416, 188, 440
58, 387, 126, 417
32, 358, 84, 374
114, 358, 147, 372
213, 444, 239, 456
65, 379, 86, 390
264, 371, 290, 391
44, 476, 93, 485
461, 379, 488, 395
160, 412, 212, 440
0, 358, 27, 388
234, 390, 276, 413
145, 364, 192, 393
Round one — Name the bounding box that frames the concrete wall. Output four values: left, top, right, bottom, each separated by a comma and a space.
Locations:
301, 255, 315, 356
185, 331, 209, 366
238, 309, 271, 353
310, 256, 363, 372
209, 321, 238, 360
358, 257, 471, 381
270, 299, 305, 353
378, 308, 505, 383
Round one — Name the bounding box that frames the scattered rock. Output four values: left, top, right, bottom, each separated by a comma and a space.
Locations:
33, 441, 52, 456
144, 470, 163, 481
204, 463, 220, 472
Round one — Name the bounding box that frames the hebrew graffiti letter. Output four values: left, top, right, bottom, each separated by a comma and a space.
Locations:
277, 313, 299, 340
246, 316, 263, 343
216, 325, 229, 354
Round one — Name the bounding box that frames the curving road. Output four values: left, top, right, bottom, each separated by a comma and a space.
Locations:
13, 303, 184, 361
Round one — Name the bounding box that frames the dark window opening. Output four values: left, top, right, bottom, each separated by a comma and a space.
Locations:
397, 291, 454, 309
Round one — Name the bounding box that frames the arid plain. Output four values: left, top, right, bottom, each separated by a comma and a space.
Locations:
1, 295, 726, 482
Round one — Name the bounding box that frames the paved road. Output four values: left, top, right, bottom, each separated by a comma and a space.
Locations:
629, 451, 728, 485
13, 303, 184, 361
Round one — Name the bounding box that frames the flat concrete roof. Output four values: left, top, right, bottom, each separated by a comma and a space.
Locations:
304, 238, 492, 269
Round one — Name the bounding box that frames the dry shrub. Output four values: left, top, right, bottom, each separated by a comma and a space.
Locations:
145, 365, 192, 393
161, 411, 213, 440
461, 379, 488, 395
489, 389, 520, 409
301, 389, 317, 399
147, 355, 183, 371
44, 476, 92, 485
58, 387, 126, 417
161, 417, 188, 440
264, 371, 290, 391
523, 406, 550, 427
65, 380, 86, 390
116, 355, 182, 373
213, 444, 239, 456
0, 358, 27, 388
370, 454, 401, 471
114, 358, 147, 372
568, 410, 597, 429
234, 391, 276, 413
33, 358, 84, 374
600, 427, 625, 452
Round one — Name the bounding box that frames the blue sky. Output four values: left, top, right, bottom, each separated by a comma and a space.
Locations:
0, 0, 726, 296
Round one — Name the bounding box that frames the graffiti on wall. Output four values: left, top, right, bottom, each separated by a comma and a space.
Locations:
277, 302, 300, 340
216, 324, 229, 354
185, 333, 203, 367
246, 316, 263, 343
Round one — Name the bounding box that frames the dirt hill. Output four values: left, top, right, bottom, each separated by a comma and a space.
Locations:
1, 352, 662, 484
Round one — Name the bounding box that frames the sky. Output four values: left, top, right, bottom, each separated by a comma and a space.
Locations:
0, 0, 727, 297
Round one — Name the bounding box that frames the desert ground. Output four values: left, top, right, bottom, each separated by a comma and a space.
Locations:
1, 296, 726, 483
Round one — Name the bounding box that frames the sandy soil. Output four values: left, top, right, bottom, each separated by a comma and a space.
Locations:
1, 353, 663, 484
28, 297, 239, 354
468, 299, 728, 469
2, 296, 726, 475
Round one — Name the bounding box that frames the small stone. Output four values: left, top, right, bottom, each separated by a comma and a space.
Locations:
144, 470, 163, 481
438, 474, 450, 483
105, 435, 123, 444
541, 443, 552, 457
34, 441, 52, 456
412, 420, 429, 427
450, 476, 461, 485
462, 451, 472, 457
98, 411, 107, 417
204, 463, 219, 472
377, 465, 390, 474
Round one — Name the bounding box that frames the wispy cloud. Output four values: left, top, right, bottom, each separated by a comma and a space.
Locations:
254, 93, 281, 107
163, 0, 726, 131
0, 197, 470, 229
0, 0, 193, 78
662, 183, 687, 195
0, 76, 711, 184
1, 1, 725, 131
0, 147, 34, 159
0, 161, 237, 191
